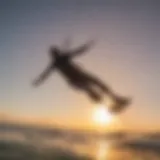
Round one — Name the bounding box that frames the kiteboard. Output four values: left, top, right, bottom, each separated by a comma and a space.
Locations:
107, 97, 131, 114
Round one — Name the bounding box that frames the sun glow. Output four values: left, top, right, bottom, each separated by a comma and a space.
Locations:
93, 104, 113, 126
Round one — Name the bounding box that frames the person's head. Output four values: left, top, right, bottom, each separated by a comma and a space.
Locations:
49, 46, 61, 59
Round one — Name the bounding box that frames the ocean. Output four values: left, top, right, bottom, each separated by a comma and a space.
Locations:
1, 124, 160, 160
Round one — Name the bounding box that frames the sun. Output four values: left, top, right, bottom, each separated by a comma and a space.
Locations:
93, 104, 113, 126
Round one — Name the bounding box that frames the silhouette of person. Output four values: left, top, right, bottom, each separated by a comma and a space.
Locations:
33, 40, 129, 107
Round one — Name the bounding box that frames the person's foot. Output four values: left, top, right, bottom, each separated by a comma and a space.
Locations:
109, 97, 131, 113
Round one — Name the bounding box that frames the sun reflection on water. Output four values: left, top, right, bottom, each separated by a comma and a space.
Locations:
96, 139, 109, 160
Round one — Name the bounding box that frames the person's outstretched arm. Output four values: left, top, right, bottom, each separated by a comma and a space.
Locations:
69, 40, 95, 58
32, 64, 54, 87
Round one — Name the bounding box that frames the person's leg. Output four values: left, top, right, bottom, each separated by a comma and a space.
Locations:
85, 86, 102, 102
85, 74, 125, 103
68, 79, 101, 102
86, 75, 111, 94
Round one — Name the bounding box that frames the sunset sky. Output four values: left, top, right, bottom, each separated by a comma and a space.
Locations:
0, 0, 160, 131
